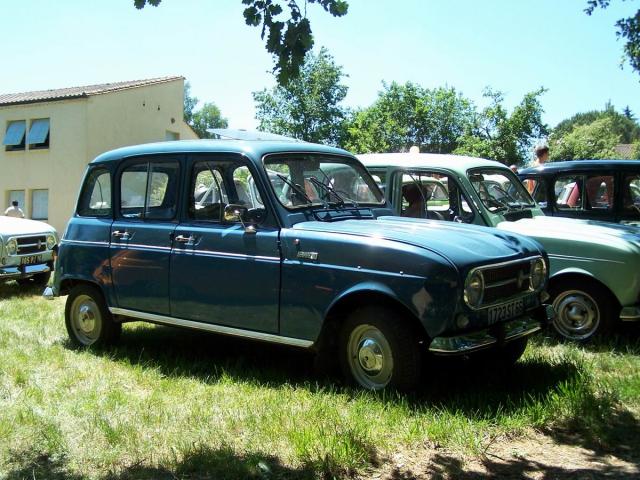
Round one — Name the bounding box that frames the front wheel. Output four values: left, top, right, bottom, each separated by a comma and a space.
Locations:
339, 306, 421, 391
549, 282, 614, 342
65, 284, 121, 348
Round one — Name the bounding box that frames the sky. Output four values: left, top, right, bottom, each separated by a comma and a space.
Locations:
2, 0, 640, 132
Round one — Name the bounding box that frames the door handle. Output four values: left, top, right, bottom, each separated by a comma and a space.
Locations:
174, 234, 194, 244
112, 230, 130, 240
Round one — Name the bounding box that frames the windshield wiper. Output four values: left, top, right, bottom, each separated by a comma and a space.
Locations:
276, 174, 313, 206
311, 171, 360, 207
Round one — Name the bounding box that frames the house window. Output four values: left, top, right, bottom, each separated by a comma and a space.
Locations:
31, 189, 49, 220
3, 120, 26, 151
165, 131, 179, 141
7, 190, 25, 211
27, 118, 50, 149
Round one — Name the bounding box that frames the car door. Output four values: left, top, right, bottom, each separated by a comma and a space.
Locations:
110, 157, 180, 315
618, 170, 640, 224
551, 172, 616, 222
169, 155, 281, 333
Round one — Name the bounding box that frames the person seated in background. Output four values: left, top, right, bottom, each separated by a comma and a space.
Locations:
402, 183, 425, 218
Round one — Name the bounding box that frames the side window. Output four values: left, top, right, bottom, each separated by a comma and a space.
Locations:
400, 171, 473, 222
622, 174, 640, 211
120, 161, 179, 220
78, 168, 112, 217
522, 178, 547, 207
585, 175, 614, 210
554, 175, 583, 210
189, 160, 266, 224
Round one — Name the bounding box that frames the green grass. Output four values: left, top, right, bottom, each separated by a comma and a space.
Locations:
1, 281, 639, 479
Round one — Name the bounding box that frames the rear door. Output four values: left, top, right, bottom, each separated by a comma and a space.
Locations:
109, 157, 181, 315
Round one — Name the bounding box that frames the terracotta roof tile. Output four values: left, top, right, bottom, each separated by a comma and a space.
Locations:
0, 76, 183, 106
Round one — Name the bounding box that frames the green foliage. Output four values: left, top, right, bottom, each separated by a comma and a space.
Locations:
454, 87, 548, 165
632, 141, 640, 158
183, 82, 228, 139
191, 103, 229, 139
343, 82, 475, 154
183, 82, 198, 125
585, 1, 640, 76
135, 0, 348, 85
253, 47, 348, 145
550, 117, 622, 160
554, 102, 640, 144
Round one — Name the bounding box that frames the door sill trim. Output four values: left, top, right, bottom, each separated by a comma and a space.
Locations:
109, 307, 314, 348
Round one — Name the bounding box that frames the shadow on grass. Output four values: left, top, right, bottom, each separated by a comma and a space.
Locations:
0, 280, 46, 299
5, 445, 317, 480
534, 323, 640, 355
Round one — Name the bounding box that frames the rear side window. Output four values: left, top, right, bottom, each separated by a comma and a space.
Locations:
120, 161, 180, 220
554, 176, 583, 210
77, 168, 112, 217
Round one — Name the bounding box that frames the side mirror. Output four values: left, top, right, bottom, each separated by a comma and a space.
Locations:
223, 204, 256, 234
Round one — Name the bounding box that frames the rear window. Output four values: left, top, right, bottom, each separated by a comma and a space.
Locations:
77, 168, 112, 217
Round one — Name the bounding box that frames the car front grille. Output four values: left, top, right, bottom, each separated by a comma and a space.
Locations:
481, 259, 533, 305
16, 235, 48, 255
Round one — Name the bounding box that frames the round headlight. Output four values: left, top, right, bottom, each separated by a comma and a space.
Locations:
6, 239, 17, 256
530, 258, 546, 291
46, 235, 56, 250
464, 270, 484, 308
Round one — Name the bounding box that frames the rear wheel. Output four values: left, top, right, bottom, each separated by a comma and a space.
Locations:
339, 306, 421, 391
549, 280, 615, 342
65, 284, 121, 348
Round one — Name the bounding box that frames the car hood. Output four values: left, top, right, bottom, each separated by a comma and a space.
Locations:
498, 216, 640, 252
0, 216, 57, 237
293, 216, 543, 269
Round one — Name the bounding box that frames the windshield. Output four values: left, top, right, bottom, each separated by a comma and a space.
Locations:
264, 154, 385, 209
467, 168, 535, 212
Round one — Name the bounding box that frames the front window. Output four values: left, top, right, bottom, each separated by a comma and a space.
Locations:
264, 154, 385, 209
468, 168, 535, 213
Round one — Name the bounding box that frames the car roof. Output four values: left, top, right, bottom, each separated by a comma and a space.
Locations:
91, 139, 351, 164
519, 159, 640, 175
357, 153, 506, 173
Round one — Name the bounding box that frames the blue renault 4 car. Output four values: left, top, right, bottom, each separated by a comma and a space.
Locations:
50, 139, 552, 390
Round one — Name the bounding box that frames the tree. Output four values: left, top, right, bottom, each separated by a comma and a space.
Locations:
134, 0, 348, 84
183, 82, 228, 138
554, 103, 640, 143
191, 103, 229, 138
343, 82, 475, 154
183, 82, 198, 125
454, 88, 548, 165
549, 117, 622, 160
585, 1, 640, 76
253, 47, 348, 145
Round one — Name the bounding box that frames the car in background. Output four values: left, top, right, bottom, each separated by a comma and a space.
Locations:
0, 216, 58, 286
48, 139, 552, 391
360, 153, 640, 342
519, 160, 640, 227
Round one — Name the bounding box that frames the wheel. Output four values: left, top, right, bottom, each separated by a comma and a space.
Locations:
65, 284, 121, 348
549, 281, 615, 342
339, 306, 421, 391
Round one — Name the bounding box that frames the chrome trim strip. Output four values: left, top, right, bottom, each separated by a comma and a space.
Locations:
61, 239, 110, 247
548, 254, 624, 265
174, 248, 280, 262
0, 264, 51, 279
112, 243, 173, 251
109, 307, 313, 348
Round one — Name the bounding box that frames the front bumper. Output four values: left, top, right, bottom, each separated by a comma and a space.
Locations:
620, 305, 640, 322
429, 304, 554, 355
0, 263, 51, 281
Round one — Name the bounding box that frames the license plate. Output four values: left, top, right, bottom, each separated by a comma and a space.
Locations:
20, 255, 42, 266
488, 298, 524, 324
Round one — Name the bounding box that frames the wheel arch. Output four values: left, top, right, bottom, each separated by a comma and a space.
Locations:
549, 269, 621, 311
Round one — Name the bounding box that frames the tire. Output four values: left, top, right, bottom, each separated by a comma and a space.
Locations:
65, 284, 121, 348
339, 306, 421, 391
549, 280, 615, 342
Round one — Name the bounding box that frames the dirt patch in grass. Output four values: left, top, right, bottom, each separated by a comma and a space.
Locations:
363, 428, 640, 479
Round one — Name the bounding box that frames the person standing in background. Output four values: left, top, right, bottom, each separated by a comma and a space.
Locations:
4, 200, 25, 218
532, 145, 549, 167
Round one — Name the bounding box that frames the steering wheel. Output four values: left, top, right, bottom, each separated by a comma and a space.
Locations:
426, 210, 445, 221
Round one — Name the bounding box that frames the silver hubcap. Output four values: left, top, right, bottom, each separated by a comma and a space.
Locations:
71, 295, 102, 345
552, 290, 600, 340
347, 324, 393, 390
